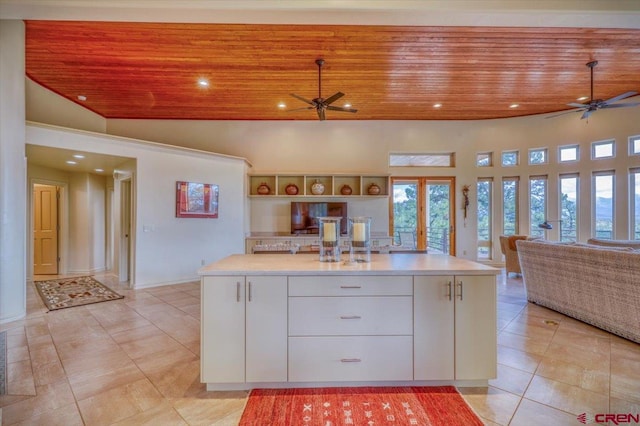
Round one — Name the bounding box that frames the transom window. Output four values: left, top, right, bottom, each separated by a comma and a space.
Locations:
592, 140, 615, 159
630, 135, 640, 156
389, 153, 454, 167
476, 152, 493, 167
501, 151, 519, 167
528, 148, 548, 165
559, 144, 579, 162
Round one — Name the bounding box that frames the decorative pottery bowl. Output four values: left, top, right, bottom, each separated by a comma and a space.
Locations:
311, 179, 325, 195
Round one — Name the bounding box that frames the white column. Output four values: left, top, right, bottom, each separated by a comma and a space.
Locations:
0, 20, 27, 323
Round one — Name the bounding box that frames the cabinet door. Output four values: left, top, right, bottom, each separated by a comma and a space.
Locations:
245, 276, 288, 382
413, 276, 455, 380
454, 275, 497, 380
201, 276, 246, 383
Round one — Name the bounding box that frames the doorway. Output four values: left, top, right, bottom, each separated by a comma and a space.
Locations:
118, 178, 132, 283
390, 177, 456, 254
33, 184, 59, 274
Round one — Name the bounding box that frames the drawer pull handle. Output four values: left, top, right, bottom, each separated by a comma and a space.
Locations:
340, 315, 362, 320
236, 282, 241, 302
340, 358, 362, 363
447, 281, 452, 301
340, 285, 362, 289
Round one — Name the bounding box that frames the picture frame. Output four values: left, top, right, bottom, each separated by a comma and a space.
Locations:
176, 181, 219, 218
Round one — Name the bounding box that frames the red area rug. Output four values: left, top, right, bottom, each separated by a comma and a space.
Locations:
239, 386, 483, 426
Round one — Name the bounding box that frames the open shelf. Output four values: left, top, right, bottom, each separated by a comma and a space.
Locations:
248, 174, 389, 197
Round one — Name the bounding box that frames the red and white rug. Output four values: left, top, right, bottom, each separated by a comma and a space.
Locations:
239, 386, 483, 425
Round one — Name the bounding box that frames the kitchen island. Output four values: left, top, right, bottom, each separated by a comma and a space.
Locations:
199, 253, 499, 391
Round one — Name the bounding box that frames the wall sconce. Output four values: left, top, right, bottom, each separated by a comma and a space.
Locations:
538, 220, 562, 230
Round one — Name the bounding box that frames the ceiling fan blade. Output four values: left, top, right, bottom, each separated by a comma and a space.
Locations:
323, 92, 344, 106
601, 102, 640, 109
581, 109, 594, 120
287, 106, 315, 112
545, 109, 582, 119
326, 105, 358, 113
317, 108, 326, 121
566, 103, 588, 108
602, 91, 638, 105
290, 93, 314, 105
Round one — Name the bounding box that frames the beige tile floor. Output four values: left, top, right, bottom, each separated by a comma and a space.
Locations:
1, 271, 639, 425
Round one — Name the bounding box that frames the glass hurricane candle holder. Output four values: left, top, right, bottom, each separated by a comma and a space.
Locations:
349, 216, 371, 263
318, 217, 342, 262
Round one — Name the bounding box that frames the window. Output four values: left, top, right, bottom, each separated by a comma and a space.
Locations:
477, 178, 492, 259
476, 152, 493, 167
630, 135, 640, 156
559, 173, 579, 242
592, 139, 615, 159
502, 177, 519, 235
559, 144, 579, 162
593, 171, 615, 239
528, 148, 548, 165
389, 153, 454, 167
501, 151, 519, 167
529, 175, 547, 238
631, 168, 640, 240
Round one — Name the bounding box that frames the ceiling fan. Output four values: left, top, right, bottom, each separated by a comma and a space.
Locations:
288, 59, 357, 121
547, 60, 639, 120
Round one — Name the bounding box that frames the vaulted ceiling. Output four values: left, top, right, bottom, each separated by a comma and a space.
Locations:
16, 3, 640, 121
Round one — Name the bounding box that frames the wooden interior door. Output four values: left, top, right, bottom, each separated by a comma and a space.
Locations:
33, 184, 58, 274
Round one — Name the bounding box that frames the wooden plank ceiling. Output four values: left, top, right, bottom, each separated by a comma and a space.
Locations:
25, 21, 640, 121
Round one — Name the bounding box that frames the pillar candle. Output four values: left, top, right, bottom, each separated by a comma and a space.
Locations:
323, 222, 336, 242
353, 222, 366, 242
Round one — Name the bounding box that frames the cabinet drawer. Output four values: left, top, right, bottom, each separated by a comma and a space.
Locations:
289, 336, 413, 382
289, 296, 413, 336
288, 275, 412, 296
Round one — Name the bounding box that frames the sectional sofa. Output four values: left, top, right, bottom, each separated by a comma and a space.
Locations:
516, 239, 640, 343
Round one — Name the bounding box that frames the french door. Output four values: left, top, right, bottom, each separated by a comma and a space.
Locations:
390, 177, 455, 254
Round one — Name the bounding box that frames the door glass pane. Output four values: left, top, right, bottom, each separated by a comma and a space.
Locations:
593, 173, 614, 239
632, 171, 640, 239
425, 182, 451, 254
392, 181, 417, 248
529, 177, 547, 238
477, 179, 492, 259
502, 178, 519, 235
560, 175, 578, 242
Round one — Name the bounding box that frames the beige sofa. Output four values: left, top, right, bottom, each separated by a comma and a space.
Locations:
517, 239, 640, 343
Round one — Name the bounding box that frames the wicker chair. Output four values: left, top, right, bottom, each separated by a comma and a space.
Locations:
499, 235, 528, 276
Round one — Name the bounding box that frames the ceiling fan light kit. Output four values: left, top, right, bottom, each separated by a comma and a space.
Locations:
288, 59, 358, 121
547, 60, 639, 120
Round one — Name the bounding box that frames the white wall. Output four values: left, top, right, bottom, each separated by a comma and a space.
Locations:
0, 20, 27, 323
26, 78, 107, 133
26, 123, 249, 288
106, 105, 640, 260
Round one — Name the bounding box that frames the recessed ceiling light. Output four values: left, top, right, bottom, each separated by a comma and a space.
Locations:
94, 168, 104, 173
433, 103, 442, 108
344, 103, 352, 108
66, 160, 77, 165
509, 104, 519, 108
577, 96, 589, 101
198, 78, 209, 87
77, 95, 87, 101
73, 154, 85, 159
278, 102, 286, 109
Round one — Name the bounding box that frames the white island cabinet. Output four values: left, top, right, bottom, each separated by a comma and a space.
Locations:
199, 253, 499, 391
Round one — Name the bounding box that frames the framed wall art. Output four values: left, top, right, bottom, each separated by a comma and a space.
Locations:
176, 181, 219, 218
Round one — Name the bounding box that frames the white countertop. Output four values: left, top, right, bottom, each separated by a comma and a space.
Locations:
198, 253, 499, 276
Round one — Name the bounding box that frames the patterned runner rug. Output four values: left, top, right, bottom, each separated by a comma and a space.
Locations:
34, 276, 124, 311
239, 386, 483, 426
0, 331, 6, 395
